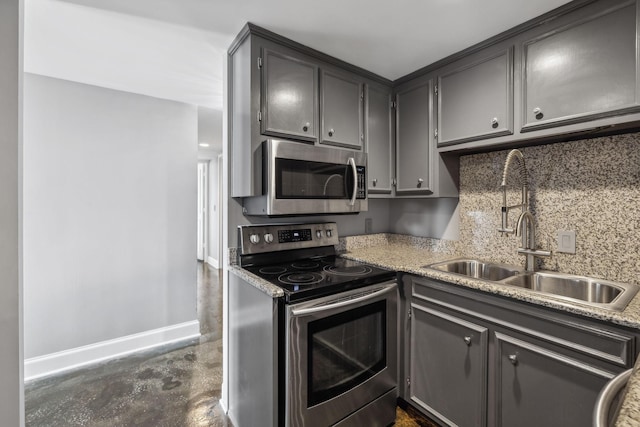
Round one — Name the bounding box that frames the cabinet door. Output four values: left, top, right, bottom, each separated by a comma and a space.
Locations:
320, 69, 364, 149
494, 332, 615, 427
438, 48, 513, 146
522, 2, 639, 131
366, 84, 393, 194
261, 48, 318, 142
395, 80, 433, 194
410, 303, 488, 427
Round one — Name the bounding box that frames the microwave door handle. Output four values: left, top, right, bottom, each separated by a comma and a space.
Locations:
291, 282, 396, 316
348, 157, 357, 206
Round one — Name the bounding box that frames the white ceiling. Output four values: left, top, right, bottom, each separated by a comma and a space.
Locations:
25, 0, 572, 111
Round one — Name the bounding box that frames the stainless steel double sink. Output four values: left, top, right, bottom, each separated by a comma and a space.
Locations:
424, 258, 639, 312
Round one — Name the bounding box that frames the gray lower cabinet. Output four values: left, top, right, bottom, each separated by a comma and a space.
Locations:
395, 78, 433, 194
437, 47, 513, 146
365, 83, 393, 195
409, 302, 488, 426
495, 332, 613, 427
261, 47, 318, 142
404, 275, 637, 427
522, 0, 639, 131
320, 68, 364, 149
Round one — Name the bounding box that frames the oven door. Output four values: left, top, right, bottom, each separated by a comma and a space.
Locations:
285, 281, 398, 427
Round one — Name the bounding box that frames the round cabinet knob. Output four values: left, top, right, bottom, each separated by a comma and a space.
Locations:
533, 107, 544, 120
302, 122, 310, 132
316, 230, 323, 239
491, 117, 499, 128
372, 179, 377, 187
328, 128, 335, 137
264, 233, 274, 244
326, 230, 332, 238
249, 234, 260, 244
463, 336, 472, 346
417, 178, 424, 188
508, 354, 518, 365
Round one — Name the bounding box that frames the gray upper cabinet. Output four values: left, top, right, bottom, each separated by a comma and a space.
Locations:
437, 47, 514, 146
395, 79, 433, 194
410, 302, 488, 426
261, 47, 318, 142
522, 1, 639, 131
320, 69, 364, 149
365, 84, 393, 194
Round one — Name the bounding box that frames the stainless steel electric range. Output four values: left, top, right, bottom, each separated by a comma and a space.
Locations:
232, 222, 399, 427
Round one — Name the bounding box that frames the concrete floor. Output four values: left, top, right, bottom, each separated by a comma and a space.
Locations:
25, 262, 433, 427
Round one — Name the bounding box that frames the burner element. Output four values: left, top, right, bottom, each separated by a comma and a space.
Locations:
324, 265, 373, 276
291, 261, 320, 270
259, 266, 287, 275
278, 272, 324, 286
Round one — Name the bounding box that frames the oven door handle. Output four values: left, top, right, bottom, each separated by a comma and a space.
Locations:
291, 282, 396, 316
348, 157, 357, 206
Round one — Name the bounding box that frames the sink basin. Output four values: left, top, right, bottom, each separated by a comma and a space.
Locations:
425, 259, 524, 281
424, 258, 639, 311
501, 271, 639, 311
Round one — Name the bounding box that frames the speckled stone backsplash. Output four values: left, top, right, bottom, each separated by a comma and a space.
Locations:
455, 132, 640, 285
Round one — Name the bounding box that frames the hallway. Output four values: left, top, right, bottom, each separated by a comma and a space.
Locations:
25, 262, 230, 427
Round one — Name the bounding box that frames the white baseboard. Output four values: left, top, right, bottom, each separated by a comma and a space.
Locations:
207, 256, 219, 269
24, 320, 201, 382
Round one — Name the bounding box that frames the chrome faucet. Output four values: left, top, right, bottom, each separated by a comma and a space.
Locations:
498, 149, 551, 271
515, 210, 551, 272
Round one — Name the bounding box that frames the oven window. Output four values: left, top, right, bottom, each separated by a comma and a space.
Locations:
275, 158, 354, 199
307, 301, 386, 407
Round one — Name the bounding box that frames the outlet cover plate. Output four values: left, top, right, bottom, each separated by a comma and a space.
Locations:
557, 230, 576, 254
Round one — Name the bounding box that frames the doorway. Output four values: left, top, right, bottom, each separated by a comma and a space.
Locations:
197, 161, 209, 262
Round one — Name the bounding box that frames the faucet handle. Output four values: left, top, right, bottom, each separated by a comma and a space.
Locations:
498, 227, 515, 235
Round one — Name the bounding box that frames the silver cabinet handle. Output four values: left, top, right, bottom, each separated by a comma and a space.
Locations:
303, 122, 310, 132
491, 117, 499, 128
418, 178, 424, 183
372, 178, 377, 187
533, 107, 543, 119
464, 336, 472, 346
508, 354, 518, 365
328, 128, 335, 137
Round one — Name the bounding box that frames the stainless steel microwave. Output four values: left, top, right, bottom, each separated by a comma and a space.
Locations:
242, 139, 368, 216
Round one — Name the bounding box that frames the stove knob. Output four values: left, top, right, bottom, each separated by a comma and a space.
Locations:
326, 229, 332, 238
249, 234, 260, 244
264, 233, 274, 244
316, 230, 323, 239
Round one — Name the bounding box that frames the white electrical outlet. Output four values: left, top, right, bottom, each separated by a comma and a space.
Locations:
557, 230, 576, 254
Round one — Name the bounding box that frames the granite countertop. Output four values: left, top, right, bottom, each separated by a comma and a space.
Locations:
339, 242, 640, 427
228, 265, 284, 298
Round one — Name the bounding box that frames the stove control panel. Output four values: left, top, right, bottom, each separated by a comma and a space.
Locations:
239, 222, 339, 255
278, 228, 312, 243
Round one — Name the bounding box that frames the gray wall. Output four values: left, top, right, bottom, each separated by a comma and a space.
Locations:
0, 0, 23, 423
23, 74, 198, 358
389, 198, 459, 240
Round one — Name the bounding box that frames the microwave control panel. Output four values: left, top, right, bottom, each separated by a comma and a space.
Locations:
356, 166, 366, 199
